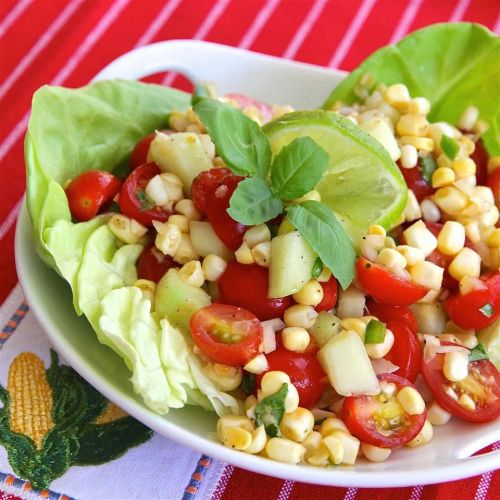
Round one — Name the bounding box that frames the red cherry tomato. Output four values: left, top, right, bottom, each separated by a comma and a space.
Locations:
190, 304, 263, 365
470, 138, 488, 186
342, 373, 427, 447
137, 244, 179, 282
315, 277, 338, 312
444, 273, 500, 330
398, 161, 435, 202
218, 261, 293, 321
224, 93, 274, 123
256, 341, 327, 408
356, 257, 428, 306
65, 170, 121, 222
366, 299, 418, 334
421, 342, 500, 423
191, 168, 232, 215
119, 163, 172, 226
486, 168, 500, 204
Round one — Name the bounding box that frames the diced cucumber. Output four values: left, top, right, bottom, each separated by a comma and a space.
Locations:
477, 319, 500, 370
269, 231, 317, 298
410, 303, 447, 336
155, 268, 211, 336
310, 312, 342, 347
317, 330, 380, 396
148, 132, 213, 192
189, 221, 233, 260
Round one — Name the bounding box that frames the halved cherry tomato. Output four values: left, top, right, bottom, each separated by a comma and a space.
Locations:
65, 170, 121, 222
119, 162, 172, 226
342, 373, 427, 447
224, 93, 274, 123
356, 257, 428, 306
470, 138, 488, 186
130, 130, 173, 170
444, 273, 500, 330
421, 342, 500, 423
218, 261, 293, 321
398, 160, 435, 202
486, 168, 500, 204
190, 304, 262, 365
191, 168, 232, 215
315, 277, 338, 312
137, 244, 179, 282
256, 339, 327, 409
366, 301, 420, 382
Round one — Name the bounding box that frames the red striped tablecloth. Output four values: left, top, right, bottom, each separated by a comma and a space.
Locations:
1, 1, 498, 499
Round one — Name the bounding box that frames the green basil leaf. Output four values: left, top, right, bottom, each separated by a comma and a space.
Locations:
255, 383, 288, 437
364, 320, 386, 344
420, 155, 437, 185
240, 373, 256, 396
227, 177, 283, 225
270, 137, 329, 200
287, 201, 356, 290
136, 190, 155, 211
469, 343, 489, 362
479, 303, 494, 318
193, 97, 271, 179
440, 135, 460, 160
311, 257, 323, 279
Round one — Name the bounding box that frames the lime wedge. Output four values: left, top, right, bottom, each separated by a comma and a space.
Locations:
264, 110, 407, 244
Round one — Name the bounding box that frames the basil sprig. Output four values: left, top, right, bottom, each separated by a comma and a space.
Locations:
469, 343, 489, 362
193, 97, 356, 289
254, 383, 288, 437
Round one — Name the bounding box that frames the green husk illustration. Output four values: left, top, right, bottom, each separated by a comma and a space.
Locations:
0, 350, 152, 489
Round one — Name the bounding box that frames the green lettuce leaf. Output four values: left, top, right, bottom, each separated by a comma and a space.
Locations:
323, 23, 500, 155
26, 80, 190, 267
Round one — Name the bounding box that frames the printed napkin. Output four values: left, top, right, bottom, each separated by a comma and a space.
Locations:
0, 285, 225, 500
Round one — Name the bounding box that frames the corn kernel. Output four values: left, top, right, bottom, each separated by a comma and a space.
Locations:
202, 254, 227, 282
265, 438, 305, 464
365, 329, 395, 358
399, 136, 435, 152
277, 218, 295, 235
432, 167, 456, 188
457, 105, 479, 131
404, 190, 422, 221
405, 419, 433, 447
337, 286, 366, 319
326, 430, 360, 465
403, 220, 437, 257
243, 354, 269, 375
452, 158, 476, 178
293, 280, 324, 306
433, 186, 469, 214
459, 276, 487, 295
377, 248, 408, 270
108, 214, 148, 244
134, 279, 156, 303
260, 371, 290, 396
458, 393, 476, 411
175, 199, 201, 221
396, 386, 426, 415
368, 224, 386, 237
284, 304, 318, 329
222, 426, 252, 450
397, 114, 429, 137
317, 267, 332, 282
341, 317, 367, 337
473, 186, 495, 205
282, 327, 310, 353
486, 229, 500, 248
420, 198, 441, 223
154, 222, 182, 255
306, 443, 331, 466
385, 84, 410, 108
464, 221, 481, 244
427, 402, 451, 426
244, 224, 271, 248
168, 214, 189, 233
396, 245, 425, 265
179, 260, 205, 287
361, 443, 392, 462
246, 425, 267, 454
235, 241, 254, 264
428, 122, 460, 147
280, 407, 315, 443
173, 234, 199, 264
409, 261, 444, 290
217, 415, 254, 438
437, 221, 465, 256
322, 435, 344, 465
319, 417, 349, 437
303, 431, 323, 457
407, 97, 431, 116
443, 350, 469, 382
251, 241, 271, 267
448, 247, 481, 281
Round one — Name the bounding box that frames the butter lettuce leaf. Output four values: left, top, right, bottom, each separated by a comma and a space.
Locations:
323, 23, 500, 155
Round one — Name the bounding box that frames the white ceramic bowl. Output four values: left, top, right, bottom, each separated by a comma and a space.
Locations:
16, 40, 500, 487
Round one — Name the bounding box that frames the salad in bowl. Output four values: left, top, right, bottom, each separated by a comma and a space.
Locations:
25, 23, 499, 470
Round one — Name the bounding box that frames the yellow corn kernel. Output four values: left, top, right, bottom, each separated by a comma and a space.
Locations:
443, 350, 469, 382
169, 111, 188, 131
409, 261, 444, 290
317, 266, 332, 282
432, 167, 456, 188
405, 420, 433, 447
260, 371, 290, 396
326, 430, 360, 465
437, 153, 453, 169
407, 97, 430, 116
437, 221, 465, 256
397, 114, 429, 137
361, 443, 392, 462
154, 221, 182, 255
400, 144, 418, 168
396, 386, 426, 415
377, 248, 408, 270
204, 363, 243, 392
319, 417, 349, 437
420, 198, 441, 223
282, 327, 310, 353
365, 329, 395, 359
109, 214, 148, 244
458, 393, 476, 411
7, 353, 54, 449
293, 280, 324, 306
244, 224, 271, 249
340, 317, 367, 338
134, 279, 156, 303
459, 276, 487, 296
384, 84, 410, 109
251, 241, 271, 267
246, 425, 268, 454
280, 407, 315, 443
179, 260, 205, 287
175, 199, 202, 221
202, 254, 227, 282
487, 229, 500, 248
235, 241, 254, 264
399, 136, 435, 152
217, 415, 253, 439
244, 354, 269, 375
396, 245, 425, 266
368, 224, 386, 237
464, 221, 482, 244
222, 426, 252, 450
487, 156, 500, 175
277, 218, 295, 235
473, 119, 489, 136
404, 189, 422, 221
448, 247, 481, 281
322, 434, 344, 465
284, 304, 318, 329
452, 158, 476, 178
478, 205, 499, 228
457, 105, 479, 131
303, 430, 323, 456
266, 438, 306, 464
458, 136, 475, 156
427, 402, 451, 426
433, 186, 469, 214
306, 443, 331, 466
403, 220, 437, 257
173, 233, 199, 264
168, 214, 189, 233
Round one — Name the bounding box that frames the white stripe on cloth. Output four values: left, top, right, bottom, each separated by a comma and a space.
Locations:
344, 487, 358, 500
0, 0, 83, 100
0, 198, 22, 241
0, 0, 33, 39
277, 479, 295, 500
162, 0, 232, 86
449, 0, 471, 22
211, 464, 235, 500
239, 0, 281, 49
327, 0, 378, 68
282, 0, 328, 59
389, 0, 423, 44
409, 484, 424, 500
494, 14, 500, 34
134, 0, 184, 48
474, 442, 500, 500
